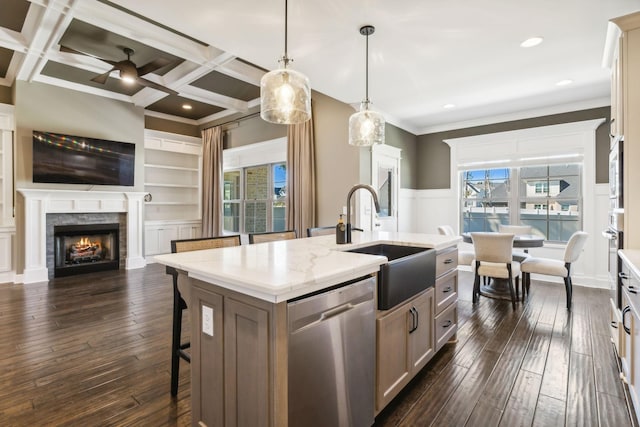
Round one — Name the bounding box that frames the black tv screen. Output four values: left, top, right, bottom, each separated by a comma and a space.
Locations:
33, 131, 135, 186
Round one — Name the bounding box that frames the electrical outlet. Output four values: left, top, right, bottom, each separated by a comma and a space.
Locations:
202, 305, 214, 336
342, 206, 347, 215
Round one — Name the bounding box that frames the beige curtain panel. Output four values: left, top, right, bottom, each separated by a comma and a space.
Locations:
287, 113, 316, 235
201, 126, 223, 237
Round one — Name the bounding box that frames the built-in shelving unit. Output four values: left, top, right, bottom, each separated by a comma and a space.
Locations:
143, 130, 203, 257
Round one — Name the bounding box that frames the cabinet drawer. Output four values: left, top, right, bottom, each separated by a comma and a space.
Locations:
435, 248, 458, 278
435, 269, 458, 315
435, 302, 457, 351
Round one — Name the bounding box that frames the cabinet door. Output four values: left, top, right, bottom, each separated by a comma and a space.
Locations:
144, 225, 178, 256
409, 288, 434, 373
376, 299, 412, 411
224, 298, 270, 427
190, 282, 224, 427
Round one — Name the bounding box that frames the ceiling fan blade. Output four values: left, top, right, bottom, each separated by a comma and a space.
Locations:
59, 45, 118, 66
136, 76, 178, 95
136, 57, 173, 76
91, 69, 114, 84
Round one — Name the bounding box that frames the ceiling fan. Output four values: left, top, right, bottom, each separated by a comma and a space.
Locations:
60, 45, 178, 95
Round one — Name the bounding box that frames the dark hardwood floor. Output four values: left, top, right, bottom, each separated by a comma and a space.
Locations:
0, 265, 634, 426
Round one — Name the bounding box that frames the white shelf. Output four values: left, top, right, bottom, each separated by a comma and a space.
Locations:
146, 202, 199, 206
144, 130, 202, 224
145, 183, 198, 189
144, 163, 199, 172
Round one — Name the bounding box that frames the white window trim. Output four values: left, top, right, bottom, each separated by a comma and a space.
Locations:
223, 137, 287, 235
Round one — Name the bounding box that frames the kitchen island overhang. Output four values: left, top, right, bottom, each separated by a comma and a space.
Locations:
154, 231, 460, 302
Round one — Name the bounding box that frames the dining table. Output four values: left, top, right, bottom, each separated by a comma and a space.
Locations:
462, 232, 545, 300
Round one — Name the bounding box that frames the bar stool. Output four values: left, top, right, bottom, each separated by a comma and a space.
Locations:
167, 235, 241, 396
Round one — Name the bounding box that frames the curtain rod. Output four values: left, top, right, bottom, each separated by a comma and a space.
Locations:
203, 112, 262, 131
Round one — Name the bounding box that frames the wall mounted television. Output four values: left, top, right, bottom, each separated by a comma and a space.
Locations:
32, 131, 135, 186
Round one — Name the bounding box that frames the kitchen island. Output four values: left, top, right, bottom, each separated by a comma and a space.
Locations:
155, 231, 460, 427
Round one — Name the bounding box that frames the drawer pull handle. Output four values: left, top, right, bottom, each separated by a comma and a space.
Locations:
620, 272, 630, 280
442, 320, 453, 328
611, 321, 618, 329
622, 306, 631, 335
443, 259, 454, 265
442, 286, 453, 293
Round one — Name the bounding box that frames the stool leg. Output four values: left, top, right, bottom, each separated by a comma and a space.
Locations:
170, 276, 182, 396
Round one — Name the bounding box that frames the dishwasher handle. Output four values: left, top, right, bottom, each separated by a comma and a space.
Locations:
288, 282, 375, 334
320, 303, 355, 321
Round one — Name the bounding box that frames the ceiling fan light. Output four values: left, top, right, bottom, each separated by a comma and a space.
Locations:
260, 67, 311, 124
349, 102, 385, 146
120, 73, 136, 84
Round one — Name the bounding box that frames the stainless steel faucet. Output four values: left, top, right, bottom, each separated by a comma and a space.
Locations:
346, 184, 381, 243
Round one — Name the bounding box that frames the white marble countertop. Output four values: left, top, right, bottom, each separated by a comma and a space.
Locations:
620, 249, 640, 280
154, 231, 460, 303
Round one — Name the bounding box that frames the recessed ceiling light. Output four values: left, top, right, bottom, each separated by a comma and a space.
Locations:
520, 37, 543, 48
182, 104, 192, 110
556, 79, 573, 86
443, 103, 456, 109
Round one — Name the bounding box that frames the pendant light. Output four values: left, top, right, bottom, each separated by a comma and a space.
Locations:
349, 25, 385, 146
260, 0, 311, 124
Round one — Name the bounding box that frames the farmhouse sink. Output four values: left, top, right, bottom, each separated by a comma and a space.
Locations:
347, 244, 436, 310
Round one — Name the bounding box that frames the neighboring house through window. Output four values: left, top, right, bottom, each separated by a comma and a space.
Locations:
222, 138, 287, 235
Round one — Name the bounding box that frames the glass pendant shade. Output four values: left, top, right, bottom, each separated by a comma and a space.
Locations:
260, 67, 311, 124
349, 102, 385, 146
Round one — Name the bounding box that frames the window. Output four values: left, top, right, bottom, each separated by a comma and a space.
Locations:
519, 164, 581, 242
223, 162, 287, 234
461, 168, 511, 232
460, 163, 582, 242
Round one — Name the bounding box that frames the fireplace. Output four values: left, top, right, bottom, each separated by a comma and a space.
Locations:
53, 223, 120, 277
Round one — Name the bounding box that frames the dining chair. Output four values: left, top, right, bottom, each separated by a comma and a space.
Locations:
167, 235, 241, 396
437, 225, 474, 266
307, 226, 335, 237
520, 231, 588, 310
249, 230, 297, 244
470, 232, 520, 309
498, 224, 533, 259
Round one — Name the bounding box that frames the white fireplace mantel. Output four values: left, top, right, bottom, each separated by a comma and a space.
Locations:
18, 189, 146, 283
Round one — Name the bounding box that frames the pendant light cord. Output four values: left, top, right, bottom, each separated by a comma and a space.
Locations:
365, 31, 369, 104
282, 0, 290, 67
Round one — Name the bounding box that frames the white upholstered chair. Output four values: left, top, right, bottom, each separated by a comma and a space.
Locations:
520, 231, 588, 310
498, 224, 533, 260
470, 232, 521, 309
437, 225, 474, 266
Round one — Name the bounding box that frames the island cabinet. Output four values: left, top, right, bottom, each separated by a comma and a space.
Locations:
376, 287, 434, 412
188, 276, 289, 427
619, 250, 640, 423
434, 247, 459, 351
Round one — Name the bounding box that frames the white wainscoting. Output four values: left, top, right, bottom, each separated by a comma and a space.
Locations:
398, 184, 610, 289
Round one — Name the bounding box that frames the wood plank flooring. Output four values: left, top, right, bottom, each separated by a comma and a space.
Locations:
0, 265, 634, 426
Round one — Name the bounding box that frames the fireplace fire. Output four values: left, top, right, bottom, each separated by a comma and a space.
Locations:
54, 223, 120, 277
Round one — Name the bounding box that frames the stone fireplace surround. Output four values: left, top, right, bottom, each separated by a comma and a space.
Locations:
18, 189, 146, 284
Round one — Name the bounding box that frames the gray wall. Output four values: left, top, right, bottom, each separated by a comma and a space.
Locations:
13, 80, 145, 272
416, 107, 611, 189
200, 90, 418, 227
145, 115, 200, 138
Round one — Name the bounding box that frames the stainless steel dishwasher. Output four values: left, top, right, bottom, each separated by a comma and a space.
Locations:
288, 276, 375, 427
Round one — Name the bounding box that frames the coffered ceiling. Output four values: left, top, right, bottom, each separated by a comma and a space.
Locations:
1, 0, 639, 133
